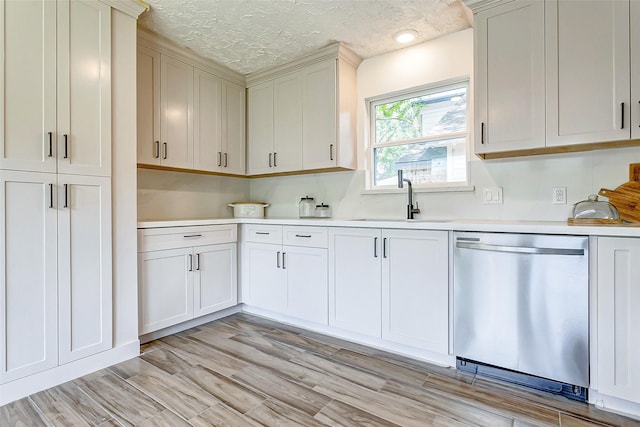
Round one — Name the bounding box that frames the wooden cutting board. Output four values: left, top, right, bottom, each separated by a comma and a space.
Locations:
598, 181, 640, 223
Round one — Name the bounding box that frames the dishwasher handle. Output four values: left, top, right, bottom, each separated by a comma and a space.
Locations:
455, 241, 584, 256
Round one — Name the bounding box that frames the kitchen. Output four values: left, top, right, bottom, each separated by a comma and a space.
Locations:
2, 0, 640, 425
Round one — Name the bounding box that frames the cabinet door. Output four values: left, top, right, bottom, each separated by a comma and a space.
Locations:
302, 60, 337, 170
328, 228, 382, 338
273, 72, 303, 173
475, 0, 545, 154
382, 229, 448, 353
194, 243, 237, 317
247, 82, 274, 175
244, 242, 286, 312
0, 171, 57, 383
285, 246, 328, 325
222, 80, 246, 175
138, 248, 194, 334
161, 55, 194, 169
57, 0, 111, 176
632, 1, 640, 140
596, 237, 640, 403
193, 69, 222, 172
137, 46, 161, 165
546, 0, 630, 146
57, 175, 112, 364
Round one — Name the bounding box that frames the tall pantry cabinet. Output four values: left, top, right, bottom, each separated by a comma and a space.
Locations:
0, 0, 112, 384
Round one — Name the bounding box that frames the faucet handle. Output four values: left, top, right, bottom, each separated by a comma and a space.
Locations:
413, 202, 421, 214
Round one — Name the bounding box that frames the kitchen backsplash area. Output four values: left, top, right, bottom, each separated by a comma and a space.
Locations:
249, 145, 640, 221
137, 168, 250, 220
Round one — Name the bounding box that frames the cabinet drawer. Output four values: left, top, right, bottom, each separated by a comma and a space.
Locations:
243, 224, 283, 244
283, 226, 328, 248
138, 224, 237, 252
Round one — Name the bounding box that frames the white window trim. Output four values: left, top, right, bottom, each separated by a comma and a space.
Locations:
364, 77, 471, 193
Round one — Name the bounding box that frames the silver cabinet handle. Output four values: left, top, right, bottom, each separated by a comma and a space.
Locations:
295, 234, 312, 238
374, 237, 378, 258
163, 142, 167, 159
255, 231, 270, 235
277, 251, 281, 268
282, 252, 286, 269
47, 132, 53, 157
329, 144, 334, 161
621, 102, 625, 129
155, 141, 160, 159
49, 183, 54, 208
224, 152, 228, 167
195, 253, 200, 271
455, 241, 584, 256
63, 134, 69, 159
481, 122, 485, 144
273, 152, 277, 167
183, 234, 202, 238
188, 254, 193, 271
383, 237, 387, 258
63, 184, 68, 208
217, 151, 222, 167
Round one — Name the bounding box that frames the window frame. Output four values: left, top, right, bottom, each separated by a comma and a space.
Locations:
365, 78, 472, 192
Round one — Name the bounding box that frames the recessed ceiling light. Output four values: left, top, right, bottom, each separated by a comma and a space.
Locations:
394, 29, 417, 44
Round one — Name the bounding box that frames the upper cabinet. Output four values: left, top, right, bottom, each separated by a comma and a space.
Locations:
0, 0, 111, 176
246, 44, 361, 176
470, 0, 640, 158
137, 31, 246, 175
474, 0, 545, 154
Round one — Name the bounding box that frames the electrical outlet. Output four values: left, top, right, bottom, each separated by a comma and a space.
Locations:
483, 187, 503, 204
552, 187, 567, 205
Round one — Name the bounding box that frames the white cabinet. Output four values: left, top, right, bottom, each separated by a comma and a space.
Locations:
328, 228, 382, 338
545, 0, 630, 146
193, 70, 246, 174
381, 229, 448, 354
0, 171, 58, 383
595, 237, 640, 404
160, 55, 194, 169
474, 0, 545, 154
470, 0, 640, 157
247, 77, 303, 174
57, 174, 112, 364
0, 0, 111, 176
246, 45, 360, 175
137, 225, 237, 334
0, 0, 112, 384
137, 34, 246, 175
243, 225, 328, 324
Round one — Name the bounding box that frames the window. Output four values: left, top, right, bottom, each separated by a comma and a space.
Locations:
368, 81, 469, 190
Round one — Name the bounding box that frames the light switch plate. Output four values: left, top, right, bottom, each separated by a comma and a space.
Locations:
483, 187, 503, 204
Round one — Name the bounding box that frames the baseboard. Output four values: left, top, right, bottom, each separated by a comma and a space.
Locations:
0, 340, 140, 406
589, 390, 640, 421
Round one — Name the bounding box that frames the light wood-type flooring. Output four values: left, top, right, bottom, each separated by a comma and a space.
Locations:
2, 313, 639, 426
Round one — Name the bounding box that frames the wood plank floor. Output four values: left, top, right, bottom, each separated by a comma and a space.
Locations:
2, 313, 640, 426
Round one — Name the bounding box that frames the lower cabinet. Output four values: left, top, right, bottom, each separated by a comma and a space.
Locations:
595, 236, 640, 405
243, 224, 328, 324
329, 227, 449, 354
1, 171, 112, 383
137, 225, 237, 335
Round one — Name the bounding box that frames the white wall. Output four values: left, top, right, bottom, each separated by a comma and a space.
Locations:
250, 29, 640, 221
137, 169, 250, 220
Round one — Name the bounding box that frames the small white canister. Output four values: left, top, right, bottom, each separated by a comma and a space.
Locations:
228, 202, 270, 218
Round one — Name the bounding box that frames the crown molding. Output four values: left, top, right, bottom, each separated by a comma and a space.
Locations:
462, 0, 514, 13
100, 0, 148, 18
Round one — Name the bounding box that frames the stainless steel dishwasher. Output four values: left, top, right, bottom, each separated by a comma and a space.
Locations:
453, 232, 589, 401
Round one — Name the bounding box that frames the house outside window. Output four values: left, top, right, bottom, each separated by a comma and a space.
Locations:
368, 80, 469, 190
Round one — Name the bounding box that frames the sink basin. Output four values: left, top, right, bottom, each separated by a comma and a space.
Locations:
349, 218, 451, 223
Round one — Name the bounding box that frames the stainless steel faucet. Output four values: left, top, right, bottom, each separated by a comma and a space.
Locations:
397, 170, 420, 219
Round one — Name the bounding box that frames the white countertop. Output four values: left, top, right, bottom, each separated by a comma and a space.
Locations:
137, 217, 640, 237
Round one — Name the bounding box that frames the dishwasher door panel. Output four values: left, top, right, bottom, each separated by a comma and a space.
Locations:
453, 232, 589, 387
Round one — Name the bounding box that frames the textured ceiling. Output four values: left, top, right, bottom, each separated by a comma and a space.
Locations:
138, 0, 472, 75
